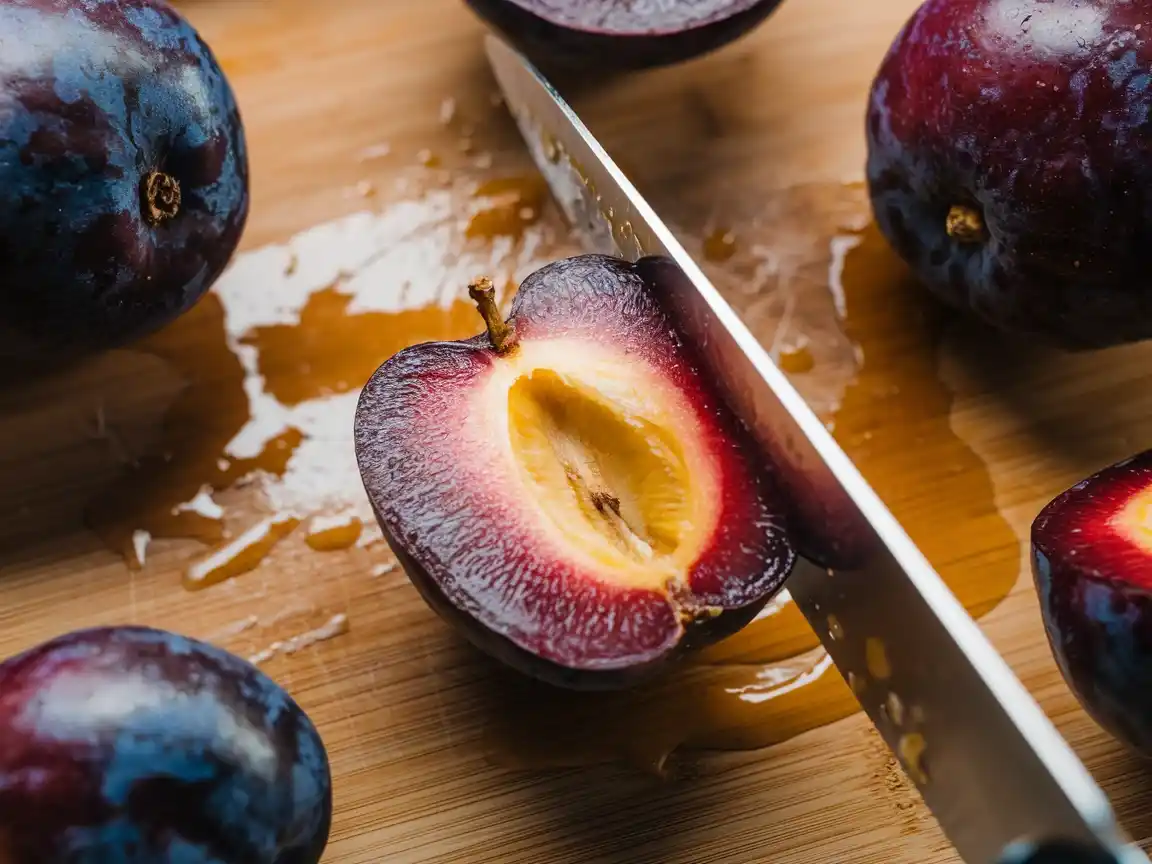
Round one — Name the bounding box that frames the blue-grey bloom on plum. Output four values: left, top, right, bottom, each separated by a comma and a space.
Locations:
0, 0, 248, 364
0, 626, 332, 863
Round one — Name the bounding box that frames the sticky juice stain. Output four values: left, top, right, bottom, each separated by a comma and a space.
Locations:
183, 515, 300, 591
305, 513, 364, 552
778, 344, 816, 374
702, 228, 739, 263
465, 175, 548, 241
86, 293, 308, 562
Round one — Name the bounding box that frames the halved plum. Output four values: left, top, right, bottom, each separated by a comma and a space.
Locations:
463, 0, 785, 72
1032, 450, 1152, 754
354, 254, 795, 689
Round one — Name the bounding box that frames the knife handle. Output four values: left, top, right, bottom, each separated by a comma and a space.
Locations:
997, 839, 1136, 864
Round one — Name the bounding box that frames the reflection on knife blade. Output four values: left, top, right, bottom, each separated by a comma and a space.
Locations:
483, 33, 1148, 864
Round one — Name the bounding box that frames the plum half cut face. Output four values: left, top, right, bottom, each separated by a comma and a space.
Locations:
354, 254, 795, 689
1032, 450, 1152, 755
463, 0, 785, 71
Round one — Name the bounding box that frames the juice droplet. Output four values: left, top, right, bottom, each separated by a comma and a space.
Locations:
703, 228, 738, 263
778, 344, 816, 374
865, 637, 892, 680
826, 613, 844, 641
370, 561, 398, 578
305, 513, 364, 552
886, 690, 906, 727
130, 529, 151, 569
183, 515, 300, 592
358, 142, 391, 161
540, 130, 562, 164
898, 732, 929, 785
848, 670, 866, 696
466, 175, 548, 241
438, 97, 457, 126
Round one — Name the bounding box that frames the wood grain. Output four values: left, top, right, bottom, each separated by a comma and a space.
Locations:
4, 0, 1152, 861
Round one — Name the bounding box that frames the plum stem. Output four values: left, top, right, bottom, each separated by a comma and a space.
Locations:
141, 170, 182, 226
945, 205, 987, 243
469, 277, 516, 353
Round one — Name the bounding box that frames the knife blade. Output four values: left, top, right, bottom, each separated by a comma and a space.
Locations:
484, 34, 1148, 864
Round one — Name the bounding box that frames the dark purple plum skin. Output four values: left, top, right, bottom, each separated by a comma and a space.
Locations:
0, 0, 248, 362
0, 626, 331, 863
867, 0, 1152, 349
1031, 450, 1152, 756
463, 0, 784, 72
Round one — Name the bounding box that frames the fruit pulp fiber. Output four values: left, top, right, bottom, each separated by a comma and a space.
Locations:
492, 340, 719, 591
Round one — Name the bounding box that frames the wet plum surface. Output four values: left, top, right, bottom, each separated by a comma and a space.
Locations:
867, 0, 1152, 349
0, 626, 331, 863
0, 0, 248, 362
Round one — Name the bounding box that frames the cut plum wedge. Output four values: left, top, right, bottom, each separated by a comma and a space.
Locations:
355, 254, 795, 689
1032, 450, 1152, 754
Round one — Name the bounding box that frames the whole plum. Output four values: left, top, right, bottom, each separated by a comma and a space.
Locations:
0, 626, 331, 863
867, 0, 1152, 349
0, 0, 248, 362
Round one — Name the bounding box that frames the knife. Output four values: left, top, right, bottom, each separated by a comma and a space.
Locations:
483, 34, 1149, 864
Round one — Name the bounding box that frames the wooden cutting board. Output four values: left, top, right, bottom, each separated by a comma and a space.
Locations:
5, 0, 1152, 861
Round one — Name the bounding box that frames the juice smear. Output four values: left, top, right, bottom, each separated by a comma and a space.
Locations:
184, 516, 300, 591
778, 343, 816, 374
85, 176, 563, 579
85, 294, 304, 564
466, 176, 548, 240
305, 513, 364, 552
